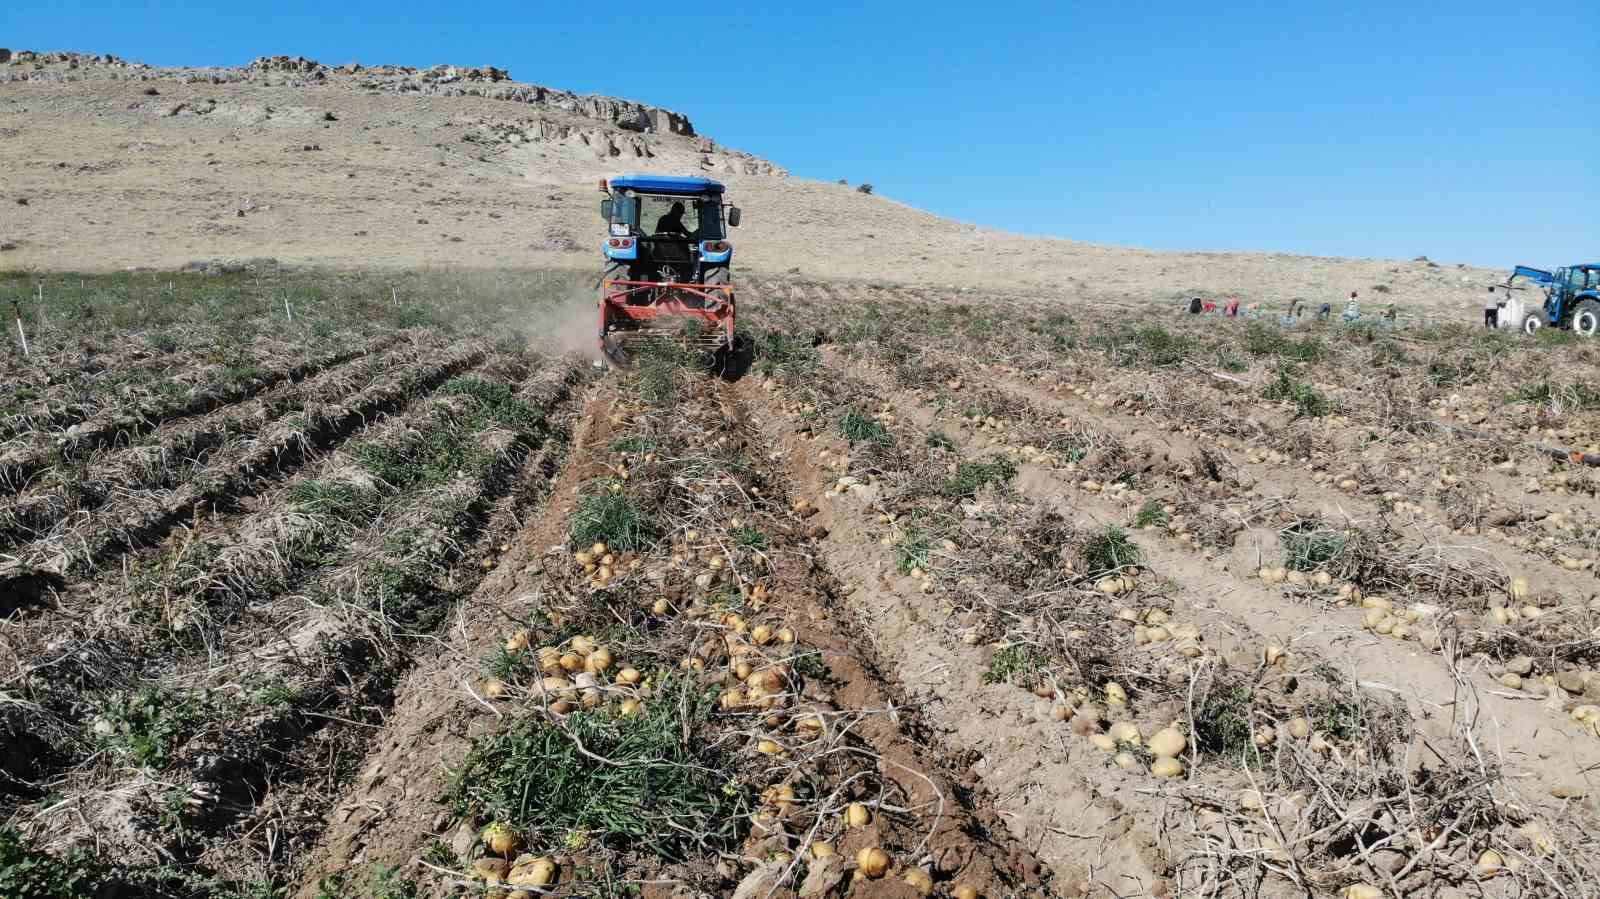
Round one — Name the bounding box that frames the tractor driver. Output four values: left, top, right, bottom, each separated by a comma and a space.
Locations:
654, 201, 693, 239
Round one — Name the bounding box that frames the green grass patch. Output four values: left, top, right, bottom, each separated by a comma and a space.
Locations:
443, 675, 747, 860
289, 479, 374, 519
1192, 679, 1263, 766
838, 406, 890, 445
1130, 326, 1194, 367
982, 644, 1046, 685
942, 456, 1017, 497
441, 376, 542, 429
894, 518, 935, 574
925, 430, 956, 452
1262, 369, 1335, 418
314, 866, 423, 899
1078, 526, 1141, 578
92, 687, 203, 769
1282, 521, 1347, 571
569, 481, 660, 552
1133, 500, 1168, 528
730, 525, 769, 551
0, 828, 105, 899
1242, 324, 1326, 362
1507, 379, 1600, 411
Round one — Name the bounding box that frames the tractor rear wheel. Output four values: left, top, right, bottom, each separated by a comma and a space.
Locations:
1572, 299, 1600, 337
1522, 309, 1549, 336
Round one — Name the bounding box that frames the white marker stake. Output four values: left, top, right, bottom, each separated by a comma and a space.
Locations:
15, 312, 29, 358
283, 294, 294, 323
391, 287, 398, 308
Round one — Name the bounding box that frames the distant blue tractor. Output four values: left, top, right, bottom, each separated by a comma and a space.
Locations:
1506, 263, 1600, 336
596, 174, 743, 365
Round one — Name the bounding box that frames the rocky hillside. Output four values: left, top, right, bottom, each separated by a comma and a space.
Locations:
0, 49, 1503, 317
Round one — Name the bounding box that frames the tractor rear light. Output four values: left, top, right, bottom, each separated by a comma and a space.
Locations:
607, 237, 635, 249
703, 240, 730, 253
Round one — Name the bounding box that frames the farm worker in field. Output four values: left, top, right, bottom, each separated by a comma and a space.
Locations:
1202, 299, 1218, 313
1318, 302, 1332, 319
1188, 296, 1203, 314
1226, 296, 1240, 317
1342, 291, 1360, 321
654, 201, 691, 238
1483, 285, 1500, 329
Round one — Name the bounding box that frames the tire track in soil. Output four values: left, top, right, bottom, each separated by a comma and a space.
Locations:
733, 374, 1174, 898
712, 384, 1055, 897
830, 350, 1600, 807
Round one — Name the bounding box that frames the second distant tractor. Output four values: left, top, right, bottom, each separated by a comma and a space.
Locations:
1502, 263, 1600, 336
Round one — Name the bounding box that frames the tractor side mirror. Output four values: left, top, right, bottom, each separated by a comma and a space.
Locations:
599, 198, 613, 221
727, 206, 742, 228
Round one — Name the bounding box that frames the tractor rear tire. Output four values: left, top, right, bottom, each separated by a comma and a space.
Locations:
1522, 309, 1549, 336
1572, 300, 1600, 337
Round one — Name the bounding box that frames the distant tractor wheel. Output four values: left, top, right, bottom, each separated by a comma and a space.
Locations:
1522, 309, 1548, 335
1572, 300, 1600, 337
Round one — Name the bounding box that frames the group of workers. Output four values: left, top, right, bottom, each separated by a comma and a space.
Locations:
1186, 290, 1397, 324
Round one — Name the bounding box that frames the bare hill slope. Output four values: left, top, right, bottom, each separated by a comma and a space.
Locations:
0, 50, 1499, 315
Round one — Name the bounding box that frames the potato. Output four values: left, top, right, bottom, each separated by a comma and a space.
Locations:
855, 847, 890, 879
481, 822, 520, 856
1150, 756, 1185, 779
508, 857, 556, 887
844, 802, 871, 827
1148, 727, 1186, 758
1112, 751, 1141, 771
902, 867, 934, 894
1476, 849, 1503, 876
1108, 721, 1142, 744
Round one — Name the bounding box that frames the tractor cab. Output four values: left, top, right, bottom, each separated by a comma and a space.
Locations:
600, 175, 740, 286
597, 175, 744, 364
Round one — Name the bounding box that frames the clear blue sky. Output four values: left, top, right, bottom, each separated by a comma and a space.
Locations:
5, 1, 1596, 267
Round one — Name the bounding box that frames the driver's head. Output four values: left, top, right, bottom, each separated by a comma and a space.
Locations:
670, 201, 685, 215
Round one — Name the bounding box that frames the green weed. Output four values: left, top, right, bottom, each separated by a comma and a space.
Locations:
443, 675, 747, 860
1133, 500, 1168, 528
570, 481, 660, 552
92, 688, 202, 769
942, 456, 1017, 497
983, 644, 1046, 685
1282, 521, 1347, 571
313, 866, 422, 899
1078, 526, 1141, 578
730, 526, 769, 551
1262, 369, 1334, 418
838, 406, 890, 445
0, 828, 104, 899
1192, 680, 1262, 767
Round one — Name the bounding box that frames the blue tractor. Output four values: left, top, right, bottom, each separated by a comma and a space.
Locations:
1506, 263, 1600, 337
596, 174, 742, 365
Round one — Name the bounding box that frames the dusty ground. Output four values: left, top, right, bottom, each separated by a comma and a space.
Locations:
0, 51, 1504, 319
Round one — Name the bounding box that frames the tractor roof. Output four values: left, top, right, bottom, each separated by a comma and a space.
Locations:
608, 174, 725, 196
